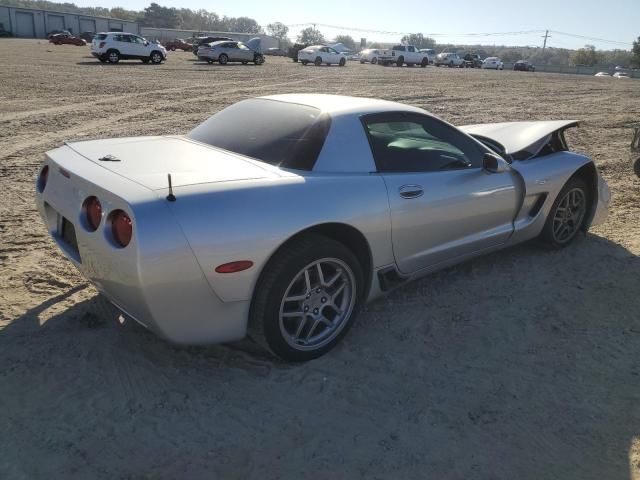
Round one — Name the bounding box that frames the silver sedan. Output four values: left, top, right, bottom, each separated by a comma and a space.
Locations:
35, 94, 609, 361
197, 40, 264, 65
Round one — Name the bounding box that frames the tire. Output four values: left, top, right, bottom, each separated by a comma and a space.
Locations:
219, 53, 228, 65
540, 178, 590, 248
396, 56, 404, 67
107, 49, 119, 64
448, 61, 453, 68
171, 47, 176, 51
301, 60, 308, 65
254, 54, 264, 65
248, 234, 364, 362
207, 59, 213, 64
634, 157, 640, 178
407, 63, 414, 67
339, 57, 346, 67
421, 58, 428, 68
371, 57, 377, 64
314, 56, 322, 66
242, 61, 248, 65
360, 60, 365, 64
150, 51, 163, 64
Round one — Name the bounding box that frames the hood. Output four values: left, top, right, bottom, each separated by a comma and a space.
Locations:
460, 120, 580, 155
64, 136, 276, 190
246, 37, 261, 52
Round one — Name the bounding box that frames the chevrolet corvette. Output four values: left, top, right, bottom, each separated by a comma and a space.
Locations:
35, 94, 610, 361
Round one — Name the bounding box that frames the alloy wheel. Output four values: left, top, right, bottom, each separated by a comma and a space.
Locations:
552, 188, 586, 243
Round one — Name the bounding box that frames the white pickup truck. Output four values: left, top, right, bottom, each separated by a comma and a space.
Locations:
377, 45, 430, 67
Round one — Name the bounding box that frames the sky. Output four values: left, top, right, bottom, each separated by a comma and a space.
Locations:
72, 0, 639, 50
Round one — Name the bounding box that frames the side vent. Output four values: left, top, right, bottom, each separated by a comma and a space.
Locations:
528, 194, 548, 218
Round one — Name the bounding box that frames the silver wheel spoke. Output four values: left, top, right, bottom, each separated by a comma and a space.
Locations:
293, 315, 308, 340
331, 282, 346, 301
316, 263, 325, 286
282, 311, 303, 318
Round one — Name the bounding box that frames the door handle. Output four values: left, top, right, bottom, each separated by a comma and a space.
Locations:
399, 184, 424, 199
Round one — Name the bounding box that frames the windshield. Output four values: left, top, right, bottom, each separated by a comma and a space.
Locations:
187, 99, 331, 170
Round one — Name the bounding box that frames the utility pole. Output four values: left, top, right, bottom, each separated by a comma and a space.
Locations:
541, 30, 551, 54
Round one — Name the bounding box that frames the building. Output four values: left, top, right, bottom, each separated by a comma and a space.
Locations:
0, 4, 139, 38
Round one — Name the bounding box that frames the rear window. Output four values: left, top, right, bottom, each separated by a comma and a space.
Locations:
94, 34, 107, 40
187, 99, 331, 170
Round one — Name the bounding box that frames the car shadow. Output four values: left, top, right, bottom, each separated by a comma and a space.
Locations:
1, 233, 639, 478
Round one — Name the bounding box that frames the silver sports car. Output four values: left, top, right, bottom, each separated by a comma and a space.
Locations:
35, 94, 610, 361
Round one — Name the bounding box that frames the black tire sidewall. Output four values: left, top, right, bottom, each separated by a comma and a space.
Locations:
251, 235, 364, 361
541, 177, 590, 247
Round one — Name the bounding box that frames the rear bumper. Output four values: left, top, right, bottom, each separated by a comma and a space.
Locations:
35, 148, 250, 345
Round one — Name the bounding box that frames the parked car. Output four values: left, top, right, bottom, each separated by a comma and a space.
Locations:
482, 57, 504, 70
419, 48, 436, 64
49, 33, 87, 46
613, 72, 630, 79
35, 94, 609, 361
287, 43, 309, 62
594, 71, 611, 77
359, 48, 382, 64
192, 36, 233, 56
434, 52, 464, 67
377, 45, 430, 67
297, 45, 348, 66
463, 53, 483, 68
79, 31, 95, 43
198, 40, 264, 65
47, 30, 71, 39
163, 38, 192, 51
513, 60, 535, 72
91, 32, 167, 64
631, 127, 640, 177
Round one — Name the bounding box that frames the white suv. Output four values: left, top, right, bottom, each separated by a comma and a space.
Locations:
91, 32, 167, 64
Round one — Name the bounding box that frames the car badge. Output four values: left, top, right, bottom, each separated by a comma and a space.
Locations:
99, 154, 120, 162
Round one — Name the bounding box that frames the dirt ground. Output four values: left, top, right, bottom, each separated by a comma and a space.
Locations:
1, 38, 639, 479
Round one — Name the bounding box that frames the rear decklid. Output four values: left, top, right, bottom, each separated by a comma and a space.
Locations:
65, 136, 276, 190
460, 120, 579, 155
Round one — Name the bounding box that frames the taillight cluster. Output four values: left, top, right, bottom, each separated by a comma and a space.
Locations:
82, 196, 133, 248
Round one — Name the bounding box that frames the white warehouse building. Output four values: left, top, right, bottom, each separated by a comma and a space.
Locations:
0, 5, 139, 38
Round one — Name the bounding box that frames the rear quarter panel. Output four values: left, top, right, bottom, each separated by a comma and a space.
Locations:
165, 173, 392, 302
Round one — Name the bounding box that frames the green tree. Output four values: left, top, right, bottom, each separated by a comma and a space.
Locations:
571, 44, 601, 66
400, 33, 436, 49
333, 34, 356, 50
297, 27, 325, 45
632, 36, 640, 68
226, 16, 263, 34
142, 3, 180, 28
267, 22, 289, 40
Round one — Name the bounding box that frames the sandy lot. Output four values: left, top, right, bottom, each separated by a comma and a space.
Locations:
1, 39, 639, 479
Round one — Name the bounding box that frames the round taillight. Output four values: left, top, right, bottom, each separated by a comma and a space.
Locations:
83, 196, 102, 231
38, 165, 49, 192
110, 210, 132, 248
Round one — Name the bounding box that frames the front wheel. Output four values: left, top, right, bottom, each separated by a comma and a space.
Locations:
371, 57, 377, 64
218, 53, 228, 65
421, 58, 428, 67
150, 51, 163, 64
314, 56, 322, 66
396, 56, 404, 67
254, 54, 264, 65
339, 57, 346, 67
107, 50, 119, 64
301, 60, 308, 65
249, 234, 363, 362
540, 178, 589, 248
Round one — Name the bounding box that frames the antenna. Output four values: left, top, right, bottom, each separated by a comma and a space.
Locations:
166, 173, 176, 202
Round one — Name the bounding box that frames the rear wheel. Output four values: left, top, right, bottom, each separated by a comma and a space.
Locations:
301, 60, 308, 65
107, 49, 119, 64
339, 57, 346, 67
248, 234, 363, 362
371, 57, 377, 64
314, 56, 322, 66
360, 60, 365, 64
219, 53, 228, 65
242, 61, 248, 64
540, 178, 589, 248
421, 58, 428, 67
396, 55, 404, 67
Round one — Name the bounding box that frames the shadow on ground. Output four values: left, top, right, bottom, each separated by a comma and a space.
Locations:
1, 234, 639, 479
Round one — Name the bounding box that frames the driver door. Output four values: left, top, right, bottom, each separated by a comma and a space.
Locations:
326, 47, 340, 63
363, 112, 520, 274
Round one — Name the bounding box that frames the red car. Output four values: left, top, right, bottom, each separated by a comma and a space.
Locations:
162, 39, 192, 51
49, 33, 87, 46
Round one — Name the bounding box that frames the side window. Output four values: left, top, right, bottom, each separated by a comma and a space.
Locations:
328, 47, 337, 54
238, 43, 249, 50
120, 35, 131, 43
408, 46, 415, 52
362, 113, 485, 173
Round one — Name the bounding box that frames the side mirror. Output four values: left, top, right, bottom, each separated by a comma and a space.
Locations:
144, 41, 149, 46
483, 153, 510, 173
